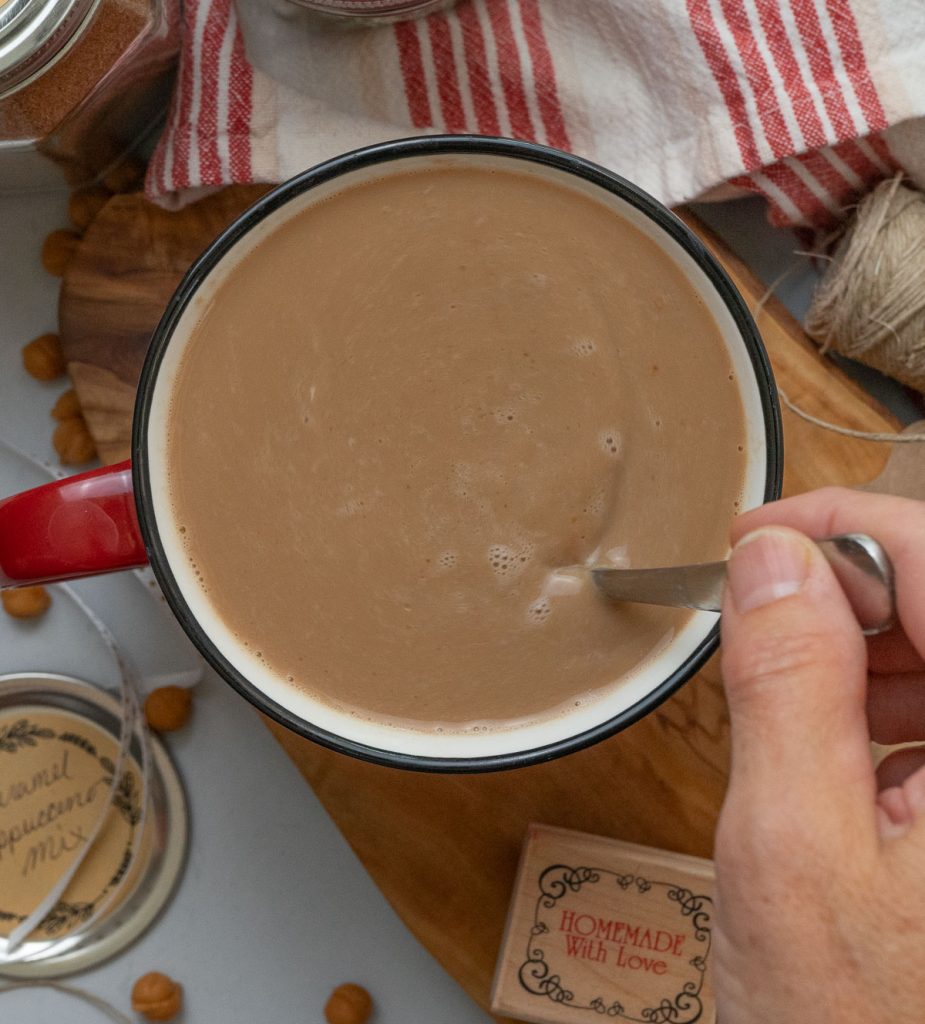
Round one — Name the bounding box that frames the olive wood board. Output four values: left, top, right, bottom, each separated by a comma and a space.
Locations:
58, 191, 907, 1023
59, 185, 272, 465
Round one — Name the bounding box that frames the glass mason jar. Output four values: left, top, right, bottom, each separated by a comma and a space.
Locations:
0, 0, 179, 191
284, 0, 456, 24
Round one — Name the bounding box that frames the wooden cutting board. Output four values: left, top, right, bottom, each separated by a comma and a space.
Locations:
59, 186, 272, 465
59, 193, 898, 1022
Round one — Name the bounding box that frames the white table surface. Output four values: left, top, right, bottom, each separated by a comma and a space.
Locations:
0, 185, 917, 1024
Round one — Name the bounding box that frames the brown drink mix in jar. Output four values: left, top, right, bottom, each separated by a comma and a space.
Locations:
165, 166, 747, 733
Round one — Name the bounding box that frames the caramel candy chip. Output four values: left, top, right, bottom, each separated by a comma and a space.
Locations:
51, 388, 82, 420
22, 333, 66, 381
144, 686, 193, 733
41, 229, 80, 277
2, 587, 51, 620
131, 972, 182, 1023
325, 983, 373, 1024
68, 186, 110, 232
53, 416, 97, 466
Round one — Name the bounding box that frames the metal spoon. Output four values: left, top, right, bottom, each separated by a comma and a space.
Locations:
591, 533, 896, 635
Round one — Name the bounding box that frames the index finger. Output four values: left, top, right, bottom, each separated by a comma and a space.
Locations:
734, 488, 925, 662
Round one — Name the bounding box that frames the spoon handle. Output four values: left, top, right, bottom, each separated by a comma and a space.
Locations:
591, 533, 896, 636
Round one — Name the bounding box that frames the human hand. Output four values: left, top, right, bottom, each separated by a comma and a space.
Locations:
714, 487, 925, 1023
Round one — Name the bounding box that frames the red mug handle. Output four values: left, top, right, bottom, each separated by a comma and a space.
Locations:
0, 460, 148, 588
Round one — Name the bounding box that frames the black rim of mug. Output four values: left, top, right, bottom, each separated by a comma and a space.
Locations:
133, 134, 784, 773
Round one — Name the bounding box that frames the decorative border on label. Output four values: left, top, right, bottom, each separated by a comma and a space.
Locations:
0, 718, 141, 938
517, 864, 712, 1023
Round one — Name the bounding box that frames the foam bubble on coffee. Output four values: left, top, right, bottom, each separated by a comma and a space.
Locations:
488, 542, 534, 579
598, 429, 623, 458
570, 337, 598, 358
527, 596, 552, 625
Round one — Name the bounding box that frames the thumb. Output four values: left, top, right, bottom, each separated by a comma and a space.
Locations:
721, 526, 875, 839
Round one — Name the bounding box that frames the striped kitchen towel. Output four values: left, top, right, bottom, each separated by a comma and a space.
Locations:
146, 0, 925, 229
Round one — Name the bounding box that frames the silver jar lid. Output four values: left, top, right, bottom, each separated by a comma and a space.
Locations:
0, 0, 99, 99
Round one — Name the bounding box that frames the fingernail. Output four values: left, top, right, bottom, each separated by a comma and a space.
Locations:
728, 527, 811, 613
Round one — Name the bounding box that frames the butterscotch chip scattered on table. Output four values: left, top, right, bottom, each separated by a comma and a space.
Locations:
324, 983, 373, 1024
68, 186, 111, 231
51, 388, 82, 420
2, 586, 51, 619
41, 229, 81, 277
144, 686, 193, 732
53, 415, 97, 465
131, 971, 182, 1022
22, 333, 66, 381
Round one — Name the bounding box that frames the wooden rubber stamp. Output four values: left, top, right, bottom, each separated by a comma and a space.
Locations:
492, 824, 716, 1024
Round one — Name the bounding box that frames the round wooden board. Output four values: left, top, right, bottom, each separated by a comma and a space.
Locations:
57, 193, 899, 1021
59, 185, 271, 464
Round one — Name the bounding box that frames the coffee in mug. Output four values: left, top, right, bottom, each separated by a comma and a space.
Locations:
152, 160, 750, 758
0, 138, 781, 769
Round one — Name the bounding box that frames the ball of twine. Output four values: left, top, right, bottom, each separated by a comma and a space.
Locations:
806, 173, 925, 393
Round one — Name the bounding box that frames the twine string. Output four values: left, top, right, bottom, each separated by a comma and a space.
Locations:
749, 247, 925, 444
805, 173, 925, 393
